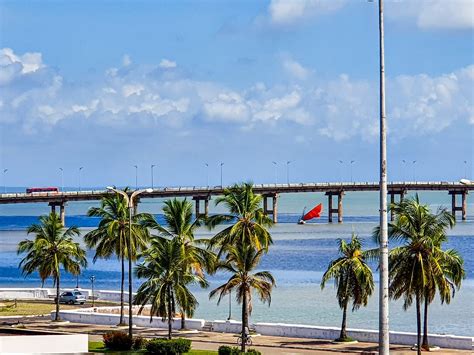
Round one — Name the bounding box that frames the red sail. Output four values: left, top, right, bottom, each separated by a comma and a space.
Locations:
302, 203, 323, 221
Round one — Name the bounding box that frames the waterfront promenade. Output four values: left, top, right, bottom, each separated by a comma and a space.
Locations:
1, 181, 471, 223
0, 315, 470, 354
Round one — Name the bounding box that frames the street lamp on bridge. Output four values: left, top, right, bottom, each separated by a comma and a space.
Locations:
151, 164, 156, 189
78, 167, 84, 191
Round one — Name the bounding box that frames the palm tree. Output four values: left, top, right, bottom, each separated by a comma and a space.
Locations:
18, 213, 87, 321
386, 195, 464, 352
206, 183, 273, 255
84, 191, 151, 325
142, 198, 215, 329
320, 235, 374, 341
210, 243, 275, 353
134, 236, 208, 339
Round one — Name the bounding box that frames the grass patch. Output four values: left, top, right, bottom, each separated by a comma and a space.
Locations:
88, 341, 217, 354
0, 300, 118, 316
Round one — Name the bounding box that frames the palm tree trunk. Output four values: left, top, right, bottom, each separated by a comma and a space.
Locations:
416, 294, 421, 355
422, 296, 429, 350
55, 274, 60, 321
241, 289, 248, 353
119, 254, 125, 325
340, 299, 348, 340
168, 288, 173, 340
180, 309, 186, 330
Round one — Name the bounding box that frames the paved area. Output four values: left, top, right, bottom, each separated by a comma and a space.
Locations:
0, 315, 470, 354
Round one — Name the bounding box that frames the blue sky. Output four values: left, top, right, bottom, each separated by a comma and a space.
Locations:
0, 0, 473, 188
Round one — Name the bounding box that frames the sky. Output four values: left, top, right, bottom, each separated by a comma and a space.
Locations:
0, 0, 473, 189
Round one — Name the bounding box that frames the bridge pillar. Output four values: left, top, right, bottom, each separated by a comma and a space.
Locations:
263, 193, 278, 223
193, 195, 210, 219
449, 190, 468, 221
389, 190, 407, 221
326, 191, 344, 223
49, 201, 66, 226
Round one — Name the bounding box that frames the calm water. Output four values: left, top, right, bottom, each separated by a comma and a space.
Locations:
0, 191, 473, 336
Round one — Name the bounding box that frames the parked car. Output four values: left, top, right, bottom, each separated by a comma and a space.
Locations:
58, 291, 86, 304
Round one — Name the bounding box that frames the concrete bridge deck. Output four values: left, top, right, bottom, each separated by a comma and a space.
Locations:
0, 181, 471, 223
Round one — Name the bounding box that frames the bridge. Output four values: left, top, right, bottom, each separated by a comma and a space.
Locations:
0, 181, 471, 224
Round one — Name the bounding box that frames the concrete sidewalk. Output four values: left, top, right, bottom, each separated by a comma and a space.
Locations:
1, 316, 470, 354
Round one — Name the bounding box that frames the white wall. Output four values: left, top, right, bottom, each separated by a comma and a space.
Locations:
53, 307, 473, 350
254, 322, 473, 350
0, 333, 88, 354
53, 306, 205, 330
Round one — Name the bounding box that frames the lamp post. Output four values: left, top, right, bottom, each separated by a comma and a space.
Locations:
376, 0, 390, 353
205, 163, 209, 187
463, 160, 468, 179
2, 169, 7, 193
151, 164, 156, 189
272, 161, 278, 185
90, 275, 96, 307
78, 167, 83, 191
59, 168, 64, 191
402, 160, 407, 181
412, 160, 417, 181
286, 161, 292, 185
106, 186, 153, 338
220, 163, 224, 187
338, 160, 344, 181
133, 165, 138, 189
350, 160, 356, 182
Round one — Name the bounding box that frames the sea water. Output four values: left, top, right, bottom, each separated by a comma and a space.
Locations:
0, 191, 472, 336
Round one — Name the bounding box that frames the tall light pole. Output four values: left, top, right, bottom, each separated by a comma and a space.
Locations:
412, 160, 417, 181
2, 169, 7, 194
402, 160, 406, 181
377, 0, 390, 353
286, 161, 292, 185
59, 168, 64, 191
220, 162, 224, 187
151, 164, 156, 189
134, 165, 138, 189
338, 160, 344, 181
205, 163, 209, 187
463, 160, 468, 179
350, 160, 356, 182
78, 167, 83, 191
272, 161, 278, 185
90, 275, 96, 307
106, 186, 153, 338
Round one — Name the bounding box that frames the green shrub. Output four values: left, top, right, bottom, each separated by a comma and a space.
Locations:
217, 345, 261, 355
218, 345, 236, 355
145, 338, 192, 354
102, 331, 133, 351
133, 335, 147, 350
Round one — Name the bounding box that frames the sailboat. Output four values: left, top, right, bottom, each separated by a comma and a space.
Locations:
298, 203, 323, 224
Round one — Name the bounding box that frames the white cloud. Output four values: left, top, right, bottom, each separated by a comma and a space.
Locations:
266, 0, 473, 30
1, 48, 472, 142
0, 48, 44, 85
203, 92, 249, 122
282, 57, 310, 80
122, 54, 132, 66
159, 59, 177, 69
387, 0, 474, 30
122, 84, 144, 97
268, 0, 346, 25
